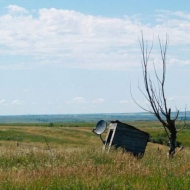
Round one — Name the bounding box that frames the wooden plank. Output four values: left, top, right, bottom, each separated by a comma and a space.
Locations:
105, 122, 149, 155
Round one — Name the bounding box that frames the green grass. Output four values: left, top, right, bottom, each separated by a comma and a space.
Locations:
0, 121, 189, 189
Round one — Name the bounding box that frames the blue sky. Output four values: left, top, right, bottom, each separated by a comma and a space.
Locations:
0, 0, 190, 115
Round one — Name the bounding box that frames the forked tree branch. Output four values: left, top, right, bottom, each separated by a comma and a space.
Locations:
131, 32, 188, 156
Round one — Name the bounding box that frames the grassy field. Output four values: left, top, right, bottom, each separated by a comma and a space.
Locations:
0, 121, 190, 189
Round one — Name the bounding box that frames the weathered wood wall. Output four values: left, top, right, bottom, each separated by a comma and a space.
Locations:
104, 121, 149, 155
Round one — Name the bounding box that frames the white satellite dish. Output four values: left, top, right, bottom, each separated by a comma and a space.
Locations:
93, 120, 107, 135
93, 120, 107, 144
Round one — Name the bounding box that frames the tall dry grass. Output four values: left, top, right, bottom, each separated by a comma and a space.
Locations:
0, 141, 189, 190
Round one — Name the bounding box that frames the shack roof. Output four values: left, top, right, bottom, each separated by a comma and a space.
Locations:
110, 120, 149, 137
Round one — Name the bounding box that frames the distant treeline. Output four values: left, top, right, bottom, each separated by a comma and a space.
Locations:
0, 112, 189, 124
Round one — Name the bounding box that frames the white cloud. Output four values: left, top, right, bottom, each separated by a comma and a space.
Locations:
11, 99, 24, 105
0, 99, 7, 105
7, 5, 28, 15
0, 7, 189, 70
169, 58, 190, 66
67, 97, 106, 106
168, 97, 176, 101
67, 97, 86, 104
156, 10, 190, 21
119, 100, 130, 104
168, 95, 190, 101
92, 98, 105, 104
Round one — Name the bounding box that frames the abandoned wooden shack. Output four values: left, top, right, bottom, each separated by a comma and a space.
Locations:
103, 120, 149, 156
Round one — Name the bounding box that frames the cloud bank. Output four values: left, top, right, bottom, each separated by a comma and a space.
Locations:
0, 5, 189, 70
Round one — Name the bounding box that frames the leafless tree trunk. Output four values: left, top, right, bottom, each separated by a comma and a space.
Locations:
132, 32, 183, 157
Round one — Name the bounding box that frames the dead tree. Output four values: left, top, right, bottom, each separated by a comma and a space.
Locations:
132, 32, 186, 157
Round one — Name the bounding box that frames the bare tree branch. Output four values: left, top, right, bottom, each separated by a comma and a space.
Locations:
131, 32, 184, 156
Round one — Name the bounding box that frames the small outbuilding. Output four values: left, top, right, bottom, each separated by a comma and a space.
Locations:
103, 121, 149, 156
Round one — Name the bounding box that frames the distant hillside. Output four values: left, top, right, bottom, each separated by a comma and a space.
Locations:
0, 112, 189, 123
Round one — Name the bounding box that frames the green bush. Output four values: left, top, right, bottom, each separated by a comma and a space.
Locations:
149, 132, 182, 147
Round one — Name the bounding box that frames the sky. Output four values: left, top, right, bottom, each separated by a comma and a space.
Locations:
0, 0, 190, 115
